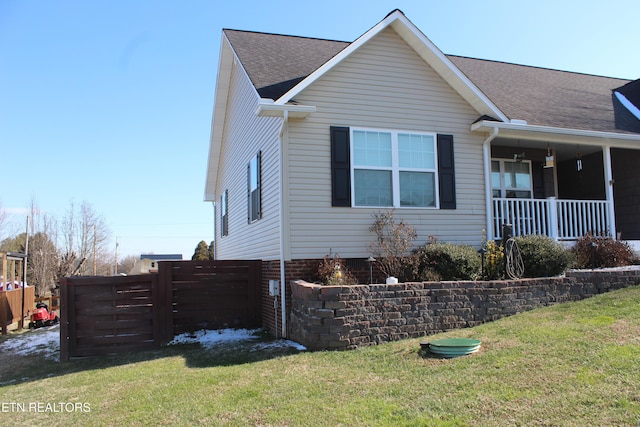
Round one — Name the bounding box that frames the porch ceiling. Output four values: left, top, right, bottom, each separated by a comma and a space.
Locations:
491, 137, 601, 162
472, 120, 640, 161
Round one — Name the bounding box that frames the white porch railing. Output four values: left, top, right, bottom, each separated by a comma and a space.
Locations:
492, 197, 610, 240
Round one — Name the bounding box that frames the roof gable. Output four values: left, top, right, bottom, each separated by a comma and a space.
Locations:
220, 10, 638, 135
267, 10, 507, 121
615, 79, 640, 124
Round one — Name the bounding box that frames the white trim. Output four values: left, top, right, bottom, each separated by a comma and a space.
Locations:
471, 120, 640, 145
615, 91, 640, 121
274, 11, 508, 122
205, 33, 268, 201
256, 99, 316, 118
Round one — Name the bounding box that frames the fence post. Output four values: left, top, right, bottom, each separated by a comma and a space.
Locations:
60, 277, 69, 362
0, 293, 6, 335
157, 261, 174, 344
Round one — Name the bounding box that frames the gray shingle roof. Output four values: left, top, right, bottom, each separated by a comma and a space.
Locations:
224, 29, 348, 100
448, 56, 638, 134
223, 29, 638, 134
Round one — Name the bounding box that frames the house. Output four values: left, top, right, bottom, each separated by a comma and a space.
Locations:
204, 10, 640, 336
128, 254, 183, 275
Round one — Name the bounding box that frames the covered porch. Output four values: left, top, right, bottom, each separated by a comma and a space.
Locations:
475, 120, 640, 243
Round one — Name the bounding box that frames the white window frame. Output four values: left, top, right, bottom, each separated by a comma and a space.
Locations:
350, 127, 439, 208
491, 158, 533, 199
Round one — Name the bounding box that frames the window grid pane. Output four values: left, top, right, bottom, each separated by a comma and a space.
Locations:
398, 133, 435, 169
400, 171, 435, 207
353, 130, 392, 167
354, 169, 392, 207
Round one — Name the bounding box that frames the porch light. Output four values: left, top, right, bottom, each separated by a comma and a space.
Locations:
513, 152, 525, 163
576, 151, 583, 171
544, 146, 555, 168
367, 256, 376, 284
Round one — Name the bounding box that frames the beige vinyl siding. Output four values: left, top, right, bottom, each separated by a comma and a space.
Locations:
215, 58, 283, 260
286, 27, 487, 259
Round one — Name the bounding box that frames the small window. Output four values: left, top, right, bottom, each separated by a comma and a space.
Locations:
248, 152, 261, 222
220, 190, 229, 236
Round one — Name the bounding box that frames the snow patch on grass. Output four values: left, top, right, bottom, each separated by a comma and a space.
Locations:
0, 326, 60, 361
168, 328, 307, 352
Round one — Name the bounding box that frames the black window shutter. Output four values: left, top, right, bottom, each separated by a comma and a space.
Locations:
247, 161, 251, 223
437, 134, 456, 209
256, 151, 262, 219
330, 126, 351, 207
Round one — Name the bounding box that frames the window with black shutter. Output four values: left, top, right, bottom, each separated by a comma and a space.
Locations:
330, 127, 456, 209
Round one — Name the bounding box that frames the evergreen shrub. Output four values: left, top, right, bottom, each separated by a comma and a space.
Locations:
513, 234, 572, 277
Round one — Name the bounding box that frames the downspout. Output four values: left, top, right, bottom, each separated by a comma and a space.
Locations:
212, 201, 217, 260
279, 110, 289, 338
483, 128, 499, 240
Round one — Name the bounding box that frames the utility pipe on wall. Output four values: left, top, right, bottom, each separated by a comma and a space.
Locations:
278, 110, 289, 338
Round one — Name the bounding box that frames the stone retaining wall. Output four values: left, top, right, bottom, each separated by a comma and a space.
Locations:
289, 269, 640, 350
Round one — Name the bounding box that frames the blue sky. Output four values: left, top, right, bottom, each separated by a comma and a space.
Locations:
1, 0, 638, 259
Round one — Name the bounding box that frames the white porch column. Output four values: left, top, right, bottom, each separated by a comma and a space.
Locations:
483, 129, 499, 240
546, 197, 559, 240
603, 145, 617, 238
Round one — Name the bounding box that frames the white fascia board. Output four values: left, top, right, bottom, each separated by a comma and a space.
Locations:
615, 91, 640, 121
204, 34, 235, 201
471, 120, 640, 146
256, 99, 316, 118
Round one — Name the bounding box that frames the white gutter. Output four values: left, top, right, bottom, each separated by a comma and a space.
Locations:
482, 128, 499, 240
257, 99, 316, 118
471, 120, 640, 144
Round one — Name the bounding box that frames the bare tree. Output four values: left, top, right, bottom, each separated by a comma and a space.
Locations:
368, 209, 418, 281
118, 254, 138, 275
60, 200, 111, 276
21, 198, 60, 295
0, 200, 7, 241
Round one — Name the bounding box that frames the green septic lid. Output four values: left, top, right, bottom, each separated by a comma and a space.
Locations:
429, 338, 481, 347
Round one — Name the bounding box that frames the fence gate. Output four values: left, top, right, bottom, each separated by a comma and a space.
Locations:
60, 260, 262, 360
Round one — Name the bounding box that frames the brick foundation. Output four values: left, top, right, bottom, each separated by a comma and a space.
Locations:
261, 258, 376, 337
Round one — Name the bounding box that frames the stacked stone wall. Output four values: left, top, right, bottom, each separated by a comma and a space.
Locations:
289, 269, 640, 350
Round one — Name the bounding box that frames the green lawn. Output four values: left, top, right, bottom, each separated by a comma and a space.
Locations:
1, 286, 639, 426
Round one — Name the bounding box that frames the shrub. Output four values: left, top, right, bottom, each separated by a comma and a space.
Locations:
513, 235, 572, 277
316, 253, 358, 286
572, 233, 634, 268
368, 210, 417, 281
413, 241, 481, 281
483, 239, 504, 280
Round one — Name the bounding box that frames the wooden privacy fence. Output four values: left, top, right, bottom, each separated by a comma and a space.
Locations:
1, 286, 35, 334
60, 260, 262, 360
